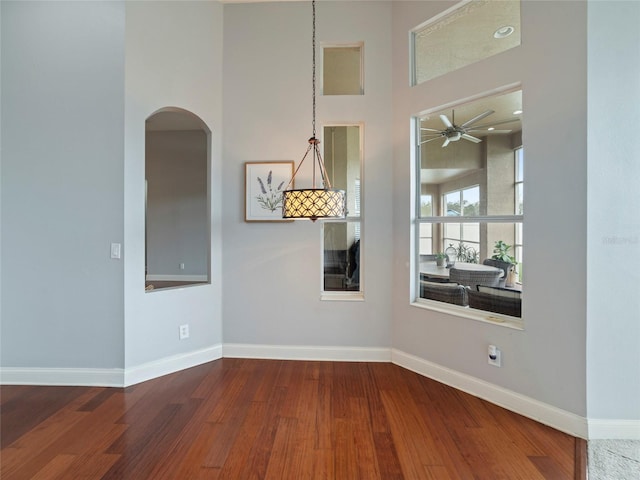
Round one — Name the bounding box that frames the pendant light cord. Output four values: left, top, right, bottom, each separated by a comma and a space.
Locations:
310, 0, 319, 189
312, 0, 316, 139
283, 0, 333, 192
281, 0, 345, 220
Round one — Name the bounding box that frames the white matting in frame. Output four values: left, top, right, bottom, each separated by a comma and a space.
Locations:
245, 161, 294, 222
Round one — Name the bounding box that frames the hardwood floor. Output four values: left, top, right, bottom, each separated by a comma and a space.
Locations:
1, 359, 586, 479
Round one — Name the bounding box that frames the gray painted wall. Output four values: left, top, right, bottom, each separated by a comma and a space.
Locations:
1, 0, 224, 373
124, 1, 224, 368
1, 1, 125, 369
391, 0, 588, 415
587, 0, 640, 422
222, 1, 393, 348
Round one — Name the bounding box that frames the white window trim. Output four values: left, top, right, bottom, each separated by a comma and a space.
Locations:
410, 298, 524, 330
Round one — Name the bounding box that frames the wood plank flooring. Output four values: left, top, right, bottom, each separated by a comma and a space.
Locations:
1, 359, 586, 479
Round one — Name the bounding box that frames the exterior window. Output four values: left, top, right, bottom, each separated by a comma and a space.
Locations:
414, 89, 523, 320
322, 125, 362, 296
418, 195, 433, 254
515, 147, 524, 215
443, 186, 481, 257
514, 147, 524, 279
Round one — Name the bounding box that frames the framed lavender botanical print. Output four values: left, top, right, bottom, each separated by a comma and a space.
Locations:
244, 161, 294, 222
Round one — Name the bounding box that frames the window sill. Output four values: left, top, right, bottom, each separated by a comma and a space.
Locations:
410, 299, 524, 330
321, 291, 365, 302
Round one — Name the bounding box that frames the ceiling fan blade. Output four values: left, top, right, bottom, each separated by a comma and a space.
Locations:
461, 110, 495, 128
420, 137, 444, 145
439, 114, 453, 128
420, 127, 442, 132
442, 137, 451, 147
467, 129, 512, 134
471, 118, 519, 129
461, 134, 482, 143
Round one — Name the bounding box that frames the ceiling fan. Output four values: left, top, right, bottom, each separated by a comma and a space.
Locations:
420, 109, 515, 148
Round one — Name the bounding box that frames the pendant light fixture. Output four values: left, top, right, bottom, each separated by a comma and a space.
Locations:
282, 0, 346, 222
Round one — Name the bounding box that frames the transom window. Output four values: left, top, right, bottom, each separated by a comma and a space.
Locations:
411, 0, 521, 85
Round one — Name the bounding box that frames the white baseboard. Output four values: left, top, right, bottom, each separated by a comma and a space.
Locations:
0, 367, 124, 387
223, 343, 391, 362
0, 345, 223, 388
123, 344, 223, 387
392, 348, 589, 439
146, 274, 208, 281
4, 344, 637, 440
588, 419, 640, 440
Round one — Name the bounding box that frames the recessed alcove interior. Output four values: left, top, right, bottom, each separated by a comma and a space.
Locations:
145, 108, 211, 291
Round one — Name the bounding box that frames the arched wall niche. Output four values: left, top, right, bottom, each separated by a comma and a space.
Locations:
145, 107, 211, 291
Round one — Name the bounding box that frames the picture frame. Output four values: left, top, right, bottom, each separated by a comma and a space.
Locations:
245, 161, 294, 222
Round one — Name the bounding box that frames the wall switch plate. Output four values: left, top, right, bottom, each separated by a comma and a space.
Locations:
110, 243, 121, 259
179, 324, 189, 340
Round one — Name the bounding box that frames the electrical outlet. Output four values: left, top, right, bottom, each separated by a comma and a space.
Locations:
488, 345, 501, 367
180, 263, 185, 270
179, 324, 189, 340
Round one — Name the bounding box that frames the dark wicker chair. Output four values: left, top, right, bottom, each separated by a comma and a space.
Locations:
467, 286, 522, 317
420, 281, 468, 306
482, 258, 513, 287
449, 267, 502, 291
